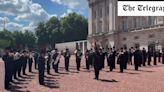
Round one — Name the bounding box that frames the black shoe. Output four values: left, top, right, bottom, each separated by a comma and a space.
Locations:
40, 83, 44, 85
56, 71, 59, 73
5, 86, 10, 90
14, 77, 19, 80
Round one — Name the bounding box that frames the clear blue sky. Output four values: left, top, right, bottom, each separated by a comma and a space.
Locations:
0, 0, 88, 31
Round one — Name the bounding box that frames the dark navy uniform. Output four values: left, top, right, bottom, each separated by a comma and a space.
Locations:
134, 49, 140, 70
108, 50, 115, 71
52, 51, 60, 73
93, 50, 101, 80
85, 50, 90, 70
47, 52, 51, 74
162, 50, 164, 64
28, 52, 33, 73
153, 51, 157, 65
88, 49, 94, 66
38, 53, 45, 85
34, 52, 39, 69
157, 50, 161, 63
22, 51, 28, 75
147, 50, 152, 66
124, 49, 129, 69
18, 53, 24, 77
128, 48, 133, 65
75, 49, 82, 71
64, 49, 71, 71
99, 49, 104, 70
112, 47, 117, 69
2, 49, 13, 89
118, 49, 125, 73
142, 48, 147, 66
101, 48, 106, 68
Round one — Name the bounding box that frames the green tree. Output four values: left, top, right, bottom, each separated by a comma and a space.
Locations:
46, 16, 63, 47
0, 30, 14, 48
13, 30, 37, 49
35, 22, 49, 48
60, 12, 88, 42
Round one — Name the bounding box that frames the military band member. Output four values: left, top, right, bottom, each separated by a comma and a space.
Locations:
52, 49, 60, 73
89, 49, 94, 66
47, 51, 51, 75
162, 49, 164, 64
2, 47, 13, 89
64, 48, 71, 72
128, 47, 134, 65
133, 47, 140, 70
147, 49, 152, 66
38, 50, 46, 85
142, 48, 147, 66
106, 48, 110, 66
13, 50, 21, 80
108, 48, 115, 71
118, 48, 125, 73
34, 52, 39, 69
153, 51, 157, 65
157, 50, 161, 63
93, 48, 101, 80
101, 48, 106, 68
124, 47, 129, 69
85, 49, 90, 70
18, 51, 24, 77
22, 51, 28, 75
28, 50, 33, 73
99, 48, 104, 70
75, 49, 83, 71
112, 47, 117, 69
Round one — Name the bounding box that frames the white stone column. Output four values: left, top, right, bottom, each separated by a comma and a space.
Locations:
113, 0, 116, 30
102, 2, 105, 33
89, 7, 93, 35
96, 6, 99, 33
109, 0, 113, 32
112, 0, 115, 31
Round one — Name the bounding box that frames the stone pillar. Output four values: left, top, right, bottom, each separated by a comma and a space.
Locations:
96, 6, 98, 33
102, 2, 105, 33
109, 0, 113, 32
112, 0, 115, 31
89, 7, 93, 35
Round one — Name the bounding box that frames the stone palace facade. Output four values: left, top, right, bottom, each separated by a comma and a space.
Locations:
88, 0, 164, 51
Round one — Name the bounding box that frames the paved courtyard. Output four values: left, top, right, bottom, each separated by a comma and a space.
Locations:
0, 57, 164, 92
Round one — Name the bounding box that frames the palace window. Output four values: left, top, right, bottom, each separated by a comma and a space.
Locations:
123, 44, 127, 48
123, 37, 127, 41
134, 43, 140, 48
134, 36, 139, 40
149, 34, 155, 38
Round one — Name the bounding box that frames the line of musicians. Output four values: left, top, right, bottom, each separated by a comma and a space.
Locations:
2, 47, 35, 89
85, 46, 164, 80
2, 46, 164, 89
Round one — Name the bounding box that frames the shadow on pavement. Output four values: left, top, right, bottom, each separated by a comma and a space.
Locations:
100, 79, 119, 83
44, 76, 60, 89
138, 70, 154, 73
7, 85, 27, 92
